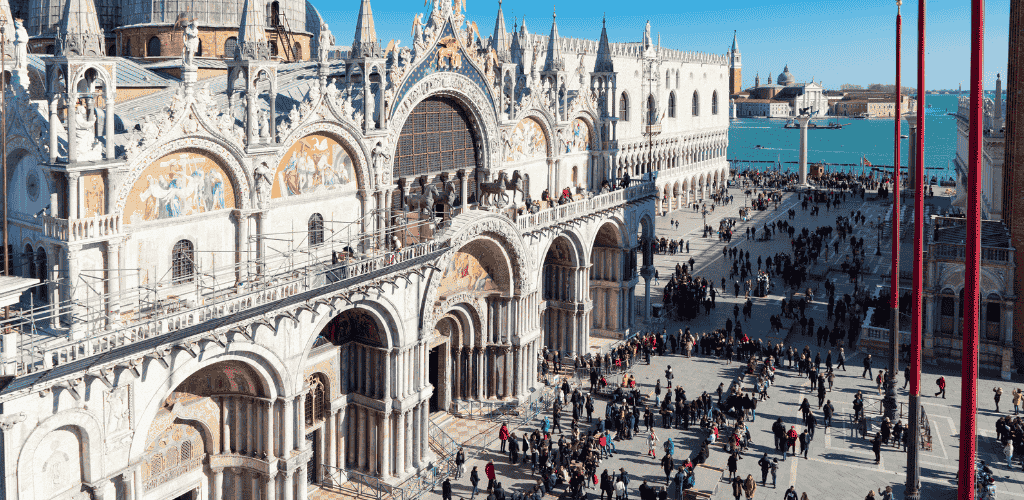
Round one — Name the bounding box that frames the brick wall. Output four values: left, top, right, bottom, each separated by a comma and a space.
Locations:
1005, 0, 1024, 364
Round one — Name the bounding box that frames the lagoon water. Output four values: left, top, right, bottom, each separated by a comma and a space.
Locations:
727, 94, 962, 182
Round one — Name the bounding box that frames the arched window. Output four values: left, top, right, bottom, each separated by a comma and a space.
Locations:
270, 41, 278, 57
619, 92, 629, 121
171, 240, 195, 284
146, 36, 161, 57
646, 95, 656, 125
985, 294, 1002, 341
305, 375, 327, 426
665, 70, 670, 88
294, 43, 302, 60
34, 247, 46, 300
572, 166, 578, 185
224, 37, 238, 58
196, 38, 203, 57
668, 92, 676, 118
692, 91, 700, 116
712, 91, 719, 115
675, 72, 679, 89
181, 441, 192, 462
308, 213, 324, 247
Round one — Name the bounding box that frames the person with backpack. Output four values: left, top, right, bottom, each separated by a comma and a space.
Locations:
935, 376, 946, 398
470, 465, 481, 500
757, 453, 771, 485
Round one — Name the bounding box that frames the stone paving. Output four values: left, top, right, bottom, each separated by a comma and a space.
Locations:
431, 186, 1024, 500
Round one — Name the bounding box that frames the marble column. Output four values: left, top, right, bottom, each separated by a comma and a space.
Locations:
251, 473, 259, 500
395, 411, 406, 475
336, 409, 345, 471
266, 400, 276, 459
221, 396, 231, 454
283, 397, 294, 457
266, 473, 277, 500
358, 407, 368, 471
368, 410, 377, 476
296, 467, 308, 500
411, 405, 421, 468
296, 393, 306, 451
502, 346, 511, 398
234, 470, 244, 500
247, 398, 254, 455
283, 471, 294, 500
379, 411, 391, 477
212, 468, 224, 500
233, 397, 242, 454
475, 347, 485, 400
420, 403, 428, 462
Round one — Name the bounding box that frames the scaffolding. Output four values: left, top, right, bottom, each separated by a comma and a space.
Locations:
0, 208, 451, 376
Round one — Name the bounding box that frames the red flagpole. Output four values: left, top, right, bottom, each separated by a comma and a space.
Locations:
906, 0, 926, 495
959, 0, 984, 498
890, 3, 902, 380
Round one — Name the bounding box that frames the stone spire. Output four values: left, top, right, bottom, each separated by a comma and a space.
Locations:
594, 14, 613, 73
351, 0, 382, 58
731, 30, 739, 53
55, 0, 104, 57
236, 0, 270, 59
491, 0, 510, 62
543, 8, 564, 72
511, 16, 529, 64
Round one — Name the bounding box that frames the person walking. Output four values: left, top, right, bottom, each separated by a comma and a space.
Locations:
784, 486, 799, 500
862, 354, 872, 379
442, 478, 453, 500
485, 461, 496, 492
757, 453, 771, 485
499, 423, 510, 452
995, 387, 1003, 413
600, 470, 614, 500
455, 447, 466, 479
837, 348, 846, 371
742, 475, 756, 500
770, 459, 779, 487
727, 452, 740, 478
508, 432, 519, 464
871, 434, 882, 464
470, 466, 480, 500
661, 453, 675, 484
648, 429, 659, 458
731, 477, 743, 500
1014, 388, 1023, 415
1005, 439, 1015, 469
935, 376, 946, 398
614, 477, 626, 500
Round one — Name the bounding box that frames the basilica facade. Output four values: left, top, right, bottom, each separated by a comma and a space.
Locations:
0, 0, 729, 498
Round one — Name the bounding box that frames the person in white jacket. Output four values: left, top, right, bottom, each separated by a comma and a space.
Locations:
614, 479, 626, 500
647, 429, 659, 457
1005, 439, 1015, 469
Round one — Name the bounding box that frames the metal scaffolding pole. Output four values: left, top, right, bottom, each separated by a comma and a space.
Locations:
958, 0, 985, 498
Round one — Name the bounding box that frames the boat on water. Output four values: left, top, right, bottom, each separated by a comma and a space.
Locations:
782, 119, 844, 130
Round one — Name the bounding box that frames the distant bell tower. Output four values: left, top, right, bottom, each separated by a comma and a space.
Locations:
729, 30, 742, 95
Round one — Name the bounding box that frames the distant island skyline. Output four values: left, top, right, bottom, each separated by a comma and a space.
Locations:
312, 0, 1011, 91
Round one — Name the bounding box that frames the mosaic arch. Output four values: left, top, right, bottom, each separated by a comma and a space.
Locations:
125, 149, 237, 224
437, 238, 512, 299
505, 117, 547, 163
274, 134, 357, 198
565, 118, 592, 154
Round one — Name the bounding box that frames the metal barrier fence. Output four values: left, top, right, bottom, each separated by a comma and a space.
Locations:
920, 405, 933, 451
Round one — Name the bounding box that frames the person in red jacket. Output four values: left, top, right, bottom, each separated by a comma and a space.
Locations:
784, 426, 798, 461
935, 376, 946, 399
499, 423, 510, 452
485, 460, 496, 492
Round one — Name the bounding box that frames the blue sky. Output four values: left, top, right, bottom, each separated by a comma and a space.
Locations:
314, 0, 1011, 91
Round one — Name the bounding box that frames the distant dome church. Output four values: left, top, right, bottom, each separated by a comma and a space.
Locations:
728, 55, 829, 118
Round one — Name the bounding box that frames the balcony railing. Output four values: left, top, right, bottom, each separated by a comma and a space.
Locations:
931, 243, 1012, 263
42, 214, 123, 243
517, 181, 657, 233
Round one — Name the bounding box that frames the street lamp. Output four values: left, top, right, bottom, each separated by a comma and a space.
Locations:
876, 217, 882, 255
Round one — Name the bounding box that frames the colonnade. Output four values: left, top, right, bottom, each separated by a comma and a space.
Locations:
342, 401, 428, 478
449, 339, 540, 401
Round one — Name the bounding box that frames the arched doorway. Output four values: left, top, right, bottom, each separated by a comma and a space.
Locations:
140, 361, 270, 500
541, 235, 587, 354
435, 237, 518, 403
317, 307, 401, 478
591, 222, 631, 337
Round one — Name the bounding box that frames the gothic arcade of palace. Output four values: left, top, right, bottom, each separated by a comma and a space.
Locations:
0, 0, 730, 498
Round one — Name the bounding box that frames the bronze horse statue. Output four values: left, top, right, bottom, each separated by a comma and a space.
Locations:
479, 170, 531, 207
479, 171, 510, 207
404, 178, 459, 219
